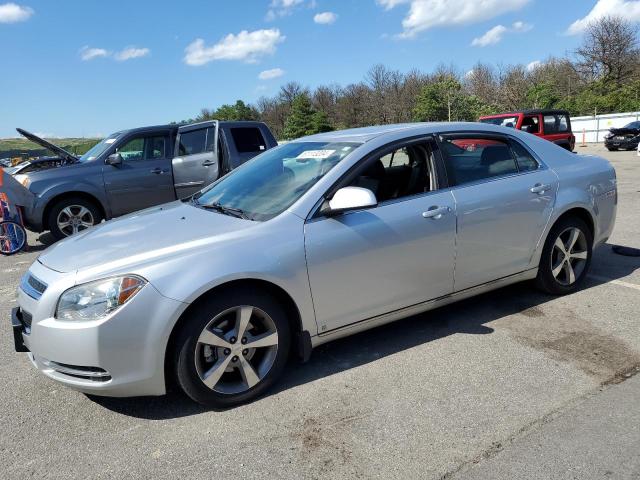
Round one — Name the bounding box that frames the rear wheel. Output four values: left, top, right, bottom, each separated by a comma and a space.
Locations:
535, 217, 592, 295
48, 197, 102, 240
173, 288, 291, 408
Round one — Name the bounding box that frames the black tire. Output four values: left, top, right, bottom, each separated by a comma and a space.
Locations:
535, 216, 593, 295
47, 197, 103, 240
173, 288, 291, 408
606, 147, 618, 151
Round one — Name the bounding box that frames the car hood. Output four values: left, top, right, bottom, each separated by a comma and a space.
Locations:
609, 127, 640, 136
38, 201, 255, 274
16, 128, 79, 163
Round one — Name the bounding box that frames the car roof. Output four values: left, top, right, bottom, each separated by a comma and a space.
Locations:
481, 109, 570, 117
293, 122, 513, 144
119, 124, 178, 135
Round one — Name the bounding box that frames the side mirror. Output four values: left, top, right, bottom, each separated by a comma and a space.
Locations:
105, 153, 123, 166
325, 186, 377, 216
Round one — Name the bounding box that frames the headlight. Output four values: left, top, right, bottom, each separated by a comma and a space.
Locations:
14, 174, 30, 188
56, 275, 146, 321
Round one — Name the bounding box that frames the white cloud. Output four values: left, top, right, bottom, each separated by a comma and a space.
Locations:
259, 68, 285, 80
526, 60, 542, 71
377, 0, 530, 38
79, 46, 110, 61
114, 46, 150, 61
266, 0, 304, 20
471, 21, 532, 47
471, 25, 508, 46
0, 2, 33, 23
314, 11, 338, 24
567, 0, 640, 35
184, 29, 285, 66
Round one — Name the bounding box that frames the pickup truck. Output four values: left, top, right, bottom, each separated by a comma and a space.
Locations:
8, 121, 277, 239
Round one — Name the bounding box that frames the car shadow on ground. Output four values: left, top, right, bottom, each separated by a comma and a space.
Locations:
85, 243, 639, 419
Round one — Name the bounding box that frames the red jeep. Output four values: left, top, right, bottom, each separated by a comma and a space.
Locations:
479, 109, 575, 151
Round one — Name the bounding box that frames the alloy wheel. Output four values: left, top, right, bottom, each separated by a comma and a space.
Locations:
550, 227, 588, 286
56, 205, 95, 236
194, 305, 279, 395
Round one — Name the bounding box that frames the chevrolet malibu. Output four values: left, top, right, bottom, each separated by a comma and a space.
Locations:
12, 123, 617, 408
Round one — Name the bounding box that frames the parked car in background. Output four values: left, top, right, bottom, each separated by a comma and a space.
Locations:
479, 109, 575, 151
12, 122, 617, 408
11, 122, 276, 239
604, 121, 640, 151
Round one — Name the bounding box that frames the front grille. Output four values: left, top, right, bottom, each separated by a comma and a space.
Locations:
20, 273, 48, 300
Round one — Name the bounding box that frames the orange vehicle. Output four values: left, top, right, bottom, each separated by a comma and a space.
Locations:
479, 109, 575, 152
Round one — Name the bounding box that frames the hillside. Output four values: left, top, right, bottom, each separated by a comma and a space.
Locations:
0, 137, 101, 159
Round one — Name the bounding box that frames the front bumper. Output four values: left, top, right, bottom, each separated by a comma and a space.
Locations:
14, 262, 188, 397
604, 136, 639, 149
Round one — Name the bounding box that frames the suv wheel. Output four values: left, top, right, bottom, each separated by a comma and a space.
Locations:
535, 216, 592, 295
173, 288, 291, 408
48, 197, 103, 240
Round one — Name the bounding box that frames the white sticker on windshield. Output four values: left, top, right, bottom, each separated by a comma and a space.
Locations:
105, 138, 117, 144
296, 149, 335, 160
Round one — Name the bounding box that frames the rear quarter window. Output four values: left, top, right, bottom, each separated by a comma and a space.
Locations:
543, 114, 570, 134
230, 128, 267, 153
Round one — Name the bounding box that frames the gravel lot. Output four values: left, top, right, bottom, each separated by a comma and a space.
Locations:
1, 144, 639, 479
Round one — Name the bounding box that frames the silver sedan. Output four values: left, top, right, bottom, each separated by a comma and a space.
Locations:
12, 123, 617, 408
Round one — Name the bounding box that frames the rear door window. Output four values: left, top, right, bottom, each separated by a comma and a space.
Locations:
439, 135, 518, 186
230, 127, 267, 153
178, 128, 207, 156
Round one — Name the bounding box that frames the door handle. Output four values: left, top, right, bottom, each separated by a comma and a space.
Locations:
150, 168, 165, 174
202, 160, 217, 166
530, 183, 551, 194
422, 206, 450, 219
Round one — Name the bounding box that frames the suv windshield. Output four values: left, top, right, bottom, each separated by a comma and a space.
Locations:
623, 121, 640, 129
479, 116, 519, 128
193, 141, 359, 221
79, 132, 123, 162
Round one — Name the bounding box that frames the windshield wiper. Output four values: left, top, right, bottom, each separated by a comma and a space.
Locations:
197, 201, 251, 220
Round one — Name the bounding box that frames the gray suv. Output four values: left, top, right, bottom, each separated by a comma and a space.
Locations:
11, 121, 276, 239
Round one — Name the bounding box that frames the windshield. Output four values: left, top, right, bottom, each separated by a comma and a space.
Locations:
193, 141, 360, 221
623, 121, 640, 129
79, 132, 122, 162
479, 116, 519, 128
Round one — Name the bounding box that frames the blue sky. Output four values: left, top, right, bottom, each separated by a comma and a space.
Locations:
0, 0, 638, 138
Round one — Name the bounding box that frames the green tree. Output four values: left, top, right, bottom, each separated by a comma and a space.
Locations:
413, 78, 488, 122
282, 94, 317, 139
196, 100, 259, 122
311, 111, 333, 134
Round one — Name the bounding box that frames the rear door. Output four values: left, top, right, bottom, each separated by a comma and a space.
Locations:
103, 132, 175, 217
438, 132, 557, 291
173, 122, 219, 198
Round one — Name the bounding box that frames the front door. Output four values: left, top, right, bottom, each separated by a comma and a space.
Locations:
173, 123, 219, 198
304, 139, 457, 334
438, 132, 557, 291
103, 133, 175, 217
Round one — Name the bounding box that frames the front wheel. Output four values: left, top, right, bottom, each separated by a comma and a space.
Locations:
173, 289, 291, 408
535, 217, 593, 295
48, 197, 102, 240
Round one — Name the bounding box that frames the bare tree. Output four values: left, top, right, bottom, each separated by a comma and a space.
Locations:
576, 15, 639, 85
